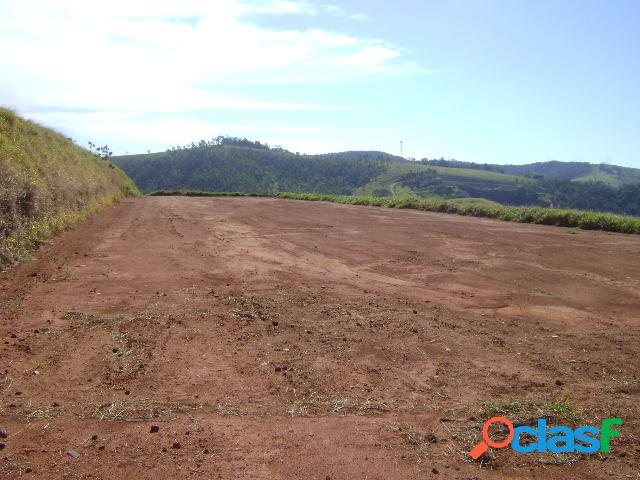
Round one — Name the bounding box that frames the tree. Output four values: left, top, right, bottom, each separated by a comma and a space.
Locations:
88, 141, 113, 161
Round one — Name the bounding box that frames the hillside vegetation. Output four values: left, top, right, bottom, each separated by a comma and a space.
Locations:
114, 142, 640, 216
114, 144, 390, 195
0, 108, 138, 268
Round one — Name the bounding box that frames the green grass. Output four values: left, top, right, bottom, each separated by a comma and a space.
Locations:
147, 190, 264, 197
0, 107, 139, 268
481, 399, 582, 423
276, 192, 640, 234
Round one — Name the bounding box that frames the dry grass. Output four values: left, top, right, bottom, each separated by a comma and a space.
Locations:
285, 392, 392, 417
25, 406, 61, 422
63, 311, 126, 329
0, 107, 138, 268
217, 402, 241, 416
63, 309, 158, 330
90, 399, 203, 422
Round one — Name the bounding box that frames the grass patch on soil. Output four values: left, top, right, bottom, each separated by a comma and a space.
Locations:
481, 398, 582, 423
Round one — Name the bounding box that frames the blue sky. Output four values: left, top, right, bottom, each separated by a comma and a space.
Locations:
1, 0, 639, 166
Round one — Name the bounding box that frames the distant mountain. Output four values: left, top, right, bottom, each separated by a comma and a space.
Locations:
422, 159, 640, 186
113, 143, 640, 216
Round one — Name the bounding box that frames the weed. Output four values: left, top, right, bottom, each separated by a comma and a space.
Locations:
481, 398, 582, 424
63, 311, 125, 329
217, 402, 241, 416
540, 400, 582, 422
481, 401, 528, 418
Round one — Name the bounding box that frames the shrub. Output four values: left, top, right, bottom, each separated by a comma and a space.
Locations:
275, 192, 640, 234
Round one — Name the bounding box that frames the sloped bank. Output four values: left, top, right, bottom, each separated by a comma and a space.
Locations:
0, 108, 139, 268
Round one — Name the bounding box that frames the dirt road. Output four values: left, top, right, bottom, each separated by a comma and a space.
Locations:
1, 197, 639, 479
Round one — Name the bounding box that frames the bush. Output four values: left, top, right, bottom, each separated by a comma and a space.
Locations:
275, 192, 640, 235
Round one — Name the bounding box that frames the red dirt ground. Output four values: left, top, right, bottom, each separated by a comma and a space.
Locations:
1, 196, 639, 479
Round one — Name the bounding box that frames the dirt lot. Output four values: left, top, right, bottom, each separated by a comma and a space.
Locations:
1, 196, 639, 479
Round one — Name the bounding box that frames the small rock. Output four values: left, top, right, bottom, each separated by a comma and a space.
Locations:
0, 443, 5, 450
150, 425, 160, 433
15, 391, 22, 396
413, 310, 418, 314
555, 379, 564, 386
0, 430, 7, 439
203, 448, 209, 454
432, 467, 439, 474
275, 367, 282, 372
67, 450, 81, 459
98, 445, 105, 450
91, 435, 98, 441
271, 321, 279, 326
172, 442, 181, 449
124, 390, 131, 395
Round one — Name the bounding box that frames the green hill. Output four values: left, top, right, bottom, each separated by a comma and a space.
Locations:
114, 146, 390, 195
0, 108, 139, 268
113, 141, 640, 217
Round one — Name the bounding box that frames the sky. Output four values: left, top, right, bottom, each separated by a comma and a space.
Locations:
1, 0, 639, 166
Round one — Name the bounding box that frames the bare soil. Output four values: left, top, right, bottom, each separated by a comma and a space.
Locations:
1, 196, 639, 479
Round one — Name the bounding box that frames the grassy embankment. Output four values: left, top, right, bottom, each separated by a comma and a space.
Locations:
276, 192, 640, 234
0, 108, 139, 268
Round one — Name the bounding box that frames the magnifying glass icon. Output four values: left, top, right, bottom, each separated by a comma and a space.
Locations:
469, 416, 514, 460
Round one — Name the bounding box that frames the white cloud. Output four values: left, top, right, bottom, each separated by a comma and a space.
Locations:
0, 0, 422, 152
